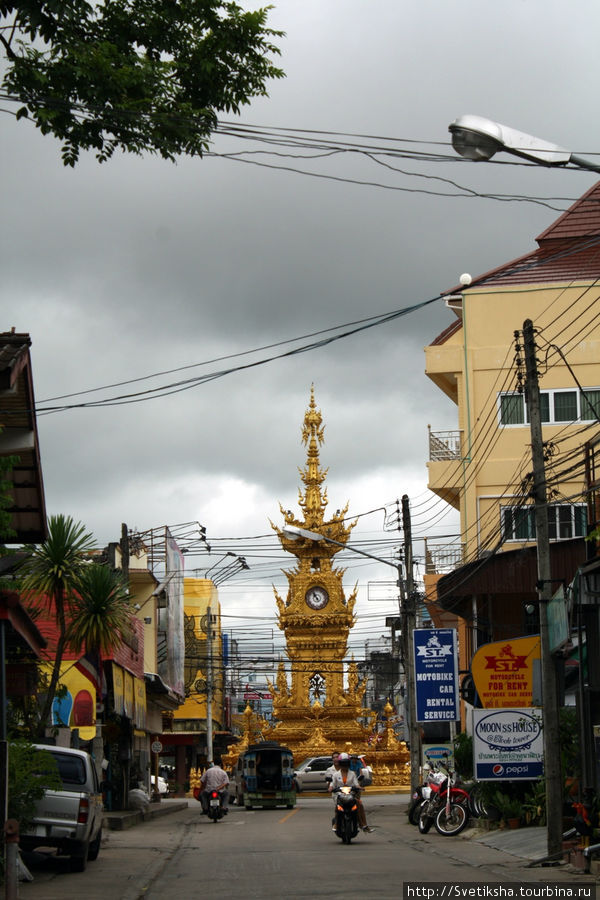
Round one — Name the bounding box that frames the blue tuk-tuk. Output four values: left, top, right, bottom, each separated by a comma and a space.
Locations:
238, 741, 296, 809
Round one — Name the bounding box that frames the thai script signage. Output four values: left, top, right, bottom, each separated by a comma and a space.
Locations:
473, 707, 544, 780
471, 636, 540, 708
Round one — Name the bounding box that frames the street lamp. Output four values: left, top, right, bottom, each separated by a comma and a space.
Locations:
449, 114, 600, 173
282, 524, 421, 791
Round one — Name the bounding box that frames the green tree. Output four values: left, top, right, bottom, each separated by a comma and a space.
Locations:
0, 1, 284, 165
67, 562, 132, 655
19, 514, 96, 738
7, 740, 61, 830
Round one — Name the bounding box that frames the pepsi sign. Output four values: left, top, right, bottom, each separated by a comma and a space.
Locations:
473, 707, 544, 781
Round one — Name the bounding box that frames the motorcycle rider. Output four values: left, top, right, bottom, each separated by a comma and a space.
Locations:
326, 750, 341, 780
328, 752, 373, 833
326, 751, 342, 830
200, 759, 230, 815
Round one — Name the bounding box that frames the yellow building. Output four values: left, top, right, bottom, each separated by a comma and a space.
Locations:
424, 181, 600, 683
171, 578, 224, 749
426, 182, 600, 566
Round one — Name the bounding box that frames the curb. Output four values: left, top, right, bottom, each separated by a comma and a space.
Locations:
104, 800, 189, 831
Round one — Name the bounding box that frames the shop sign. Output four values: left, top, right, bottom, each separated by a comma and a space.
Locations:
473, 707, 543, 780
471, 636, 540, 708
413, 628, 459, 722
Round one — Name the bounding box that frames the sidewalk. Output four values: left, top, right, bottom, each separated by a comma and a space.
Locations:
466, 825, 549, 861
103, 797, 189, 831
463, 823, 600, 876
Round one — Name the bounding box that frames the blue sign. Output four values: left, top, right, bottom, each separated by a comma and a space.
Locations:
413, 628, 459, 722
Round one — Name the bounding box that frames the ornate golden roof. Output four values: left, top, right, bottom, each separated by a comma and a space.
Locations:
273, 386, 354, 560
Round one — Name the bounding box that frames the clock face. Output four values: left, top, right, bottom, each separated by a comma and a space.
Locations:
305, 586, 329, 610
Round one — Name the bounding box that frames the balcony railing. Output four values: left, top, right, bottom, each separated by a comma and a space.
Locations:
424, 540, 465, 574
428, 428, 462, 461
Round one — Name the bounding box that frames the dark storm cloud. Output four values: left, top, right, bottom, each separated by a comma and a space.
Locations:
2, 0, 599, 566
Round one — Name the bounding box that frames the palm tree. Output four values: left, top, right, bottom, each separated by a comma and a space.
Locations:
19, 514, 96, 737
67, 563, 132, 657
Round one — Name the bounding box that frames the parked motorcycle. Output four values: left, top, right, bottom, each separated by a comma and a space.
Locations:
408, 761, 447, 825
333, 785, 360, 844
408, 785, 425, 826
417, 756, 470, 836
207, 789, 226, 822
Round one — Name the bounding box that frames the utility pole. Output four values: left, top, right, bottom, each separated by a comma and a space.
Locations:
206, 606, 214, 764
402, 494, 421, 793
523, 319, 563, 858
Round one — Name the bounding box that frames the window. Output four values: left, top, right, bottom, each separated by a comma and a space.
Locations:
502, 507, 535, 541
499, 389, 600, 425
502, 504, 587, 542
553, 391, 577, 422
52, 751, 87, 786
500, 393, 524, 425
581, 389, 600, 421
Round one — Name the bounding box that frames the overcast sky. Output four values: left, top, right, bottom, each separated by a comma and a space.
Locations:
3, 0, 600, 648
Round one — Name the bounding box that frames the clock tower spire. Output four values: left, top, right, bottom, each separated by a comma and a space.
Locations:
267, 388, 371, 756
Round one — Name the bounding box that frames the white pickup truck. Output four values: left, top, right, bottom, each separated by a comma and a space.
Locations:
19, 744, 104, 872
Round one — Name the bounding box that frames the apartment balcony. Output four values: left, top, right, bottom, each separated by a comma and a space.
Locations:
428, 428, 462, 460
424, 540, 466, 574
427, 428, 462, 509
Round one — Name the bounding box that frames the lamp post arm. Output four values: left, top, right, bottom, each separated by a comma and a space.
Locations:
322, 536, 401, 570
569, 154, 600, 174
282, 525, 400, 572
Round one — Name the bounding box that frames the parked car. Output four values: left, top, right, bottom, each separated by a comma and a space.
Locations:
20, 744, 104, 872
293, 754, 373, 792
293, 756, 333, 792
151, 775, 169, 796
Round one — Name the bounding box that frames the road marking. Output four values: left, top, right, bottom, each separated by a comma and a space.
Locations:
279, 807, 300, 824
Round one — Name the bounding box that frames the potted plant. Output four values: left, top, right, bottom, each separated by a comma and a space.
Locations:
493, 791, 523, 828
523, 779, 546, 826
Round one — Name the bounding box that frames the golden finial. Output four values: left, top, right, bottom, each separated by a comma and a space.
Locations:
299, 386, 328, 527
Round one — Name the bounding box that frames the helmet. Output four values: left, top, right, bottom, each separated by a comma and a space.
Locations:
338, 752, 350, 765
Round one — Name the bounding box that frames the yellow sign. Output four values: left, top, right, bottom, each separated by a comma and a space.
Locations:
471, 636, 540, 708
135, 677, 146, 729
124, 671, 134, 718
113, 665, 124, 715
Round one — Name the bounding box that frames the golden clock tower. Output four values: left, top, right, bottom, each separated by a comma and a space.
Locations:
265, 387, 372, 757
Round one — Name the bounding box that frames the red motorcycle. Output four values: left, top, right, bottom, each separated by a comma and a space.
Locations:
417, 755, 470, 836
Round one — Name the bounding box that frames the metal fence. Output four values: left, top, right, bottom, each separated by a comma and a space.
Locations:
428, 428, 462, 461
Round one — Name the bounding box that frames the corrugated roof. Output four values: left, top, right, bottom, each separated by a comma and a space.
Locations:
437, 181, 600, 302
537, 180, 600, 241
437, 538, 586, 606
474, 237, 600, 287
429, 317, 462, 347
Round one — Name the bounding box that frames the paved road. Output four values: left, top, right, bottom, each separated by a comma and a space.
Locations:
19, 796, 597, 900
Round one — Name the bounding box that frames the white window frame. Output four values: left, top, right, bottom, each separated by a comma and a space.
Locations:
498, 388, 600, 426
501, 503, 587, 543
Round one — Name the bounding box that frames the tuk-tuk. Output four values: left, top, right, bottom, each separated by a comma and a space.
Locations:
238, 741, 296, 810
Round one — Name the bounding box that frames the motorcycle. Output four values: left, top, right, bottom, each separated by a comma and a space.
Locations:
408, 763, 446, 826
207, 789, 226, 822
334, 785, 360, 844
417, 756, 470, 836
